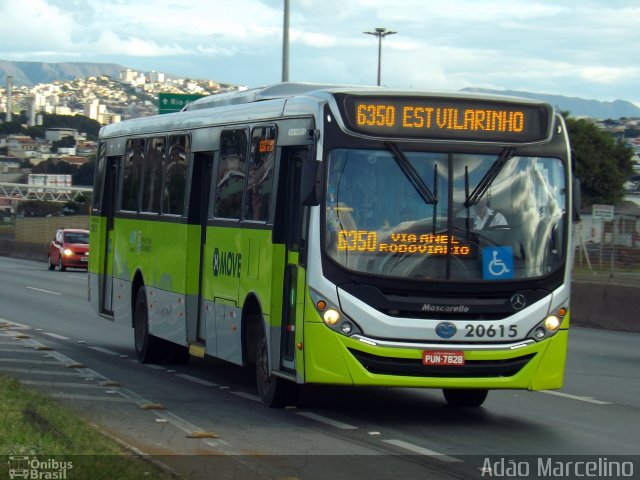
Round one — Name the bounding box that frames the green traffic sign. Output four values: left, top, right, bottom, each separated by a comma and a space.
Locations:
158, 93, 206, 114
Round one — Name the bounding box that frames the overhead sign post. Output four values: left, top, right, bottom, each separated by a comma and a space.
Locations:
158, 93, 205, 114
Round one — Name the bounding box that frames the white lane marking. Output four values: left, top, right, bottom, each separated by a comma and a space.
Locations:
230, 391, 261, 403
50, 393, 135, 403
20, 380, 108, 389
539, 390, 613, 405
144, 364, 166, 370
0, 318, 30, 329
26, 287, 62, 295
382, 439, 463, 463
0, 367, 81, 376
43, 332, 70, 340
0, 348, 40, 353
175, 374, 218, 387
296, 411, 358, 430
0, 358, 58, 365
88, 346, 120, 356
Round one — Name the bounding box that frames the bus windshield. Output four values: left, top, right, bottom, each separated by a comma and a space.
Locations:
324, 148, 567, 281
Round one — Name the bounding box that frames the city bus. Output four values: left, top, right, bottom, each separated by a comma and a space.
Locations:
89, 83, 575, 407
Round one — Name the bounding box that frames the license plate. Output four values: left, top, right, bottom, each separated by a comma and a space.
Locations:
422, 350, 465, 366
81, 257, 88, 262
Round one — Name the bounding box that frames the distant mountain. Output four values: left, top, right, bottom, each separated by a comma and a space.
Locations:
0, 60, 126, 87
461, 87, 640, 120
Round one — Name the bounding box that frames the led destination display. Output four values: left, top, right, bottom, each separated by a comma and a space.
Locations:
337, 230, 472, 257
339, 95, 553, 143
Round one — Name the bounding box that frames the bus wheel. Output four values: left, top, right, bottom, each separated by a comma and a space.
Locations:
442, 389, 488, 407
133, 287, 163, 363
255, 334, 298, 408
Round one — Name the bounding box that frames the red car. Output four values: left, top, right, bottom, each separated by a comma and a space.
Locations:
48, 228, 90, 271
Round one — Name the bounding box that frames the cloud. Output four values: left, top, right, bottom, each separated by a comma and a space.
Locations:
0, 0, 638, 103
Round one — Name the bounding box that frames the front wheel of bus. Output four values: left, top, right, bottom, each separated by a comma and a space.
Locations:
443, 388, 488, 407
134, 287, 163, 364
255, 334, 298, 408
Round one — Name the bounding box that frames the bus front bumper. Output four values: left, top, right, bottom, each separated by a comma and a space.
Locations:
303, 323, 568, 391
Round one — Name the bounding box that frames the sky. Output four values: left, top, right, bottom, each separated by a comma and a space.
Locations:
1, 0, 639, 105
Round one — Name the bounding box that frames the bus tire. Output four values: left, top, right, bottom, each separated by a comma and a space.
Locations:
255, 333, 298, 408
133, 287, 163, 364
442, 388, 488, 407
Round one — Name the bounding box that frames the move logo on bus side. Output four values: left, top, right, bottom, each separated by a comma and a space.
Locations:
213, 248, 242, 278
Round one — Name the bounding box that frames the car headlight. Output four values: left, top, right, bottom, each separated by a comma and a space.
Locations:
63, 249, 73, 256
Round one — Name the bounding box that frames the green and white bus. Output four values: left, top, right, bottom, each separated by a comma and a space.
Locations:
89, 83, 575, 407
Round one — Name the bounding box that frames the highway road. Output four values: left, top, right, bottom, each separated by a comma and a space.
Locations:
1, 256, 639, 479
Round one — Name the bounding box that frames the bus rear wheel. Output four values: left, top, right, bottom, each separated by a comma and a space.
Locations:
133, 287, 163, 364
442, 388, 488, 407
255, 334, 298, 408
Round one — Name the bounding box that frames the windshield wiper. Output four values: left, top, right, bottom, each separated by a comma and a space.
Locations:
464, 147, 515, 207
386, 142, 437, 205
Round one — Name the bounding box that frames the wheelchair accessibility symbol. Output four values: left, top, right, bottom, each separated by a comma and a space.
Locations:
482, 247, 514, 279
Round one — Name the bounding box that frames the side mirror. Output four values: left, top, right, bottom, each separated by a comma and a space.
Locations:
572, 177, 581, 222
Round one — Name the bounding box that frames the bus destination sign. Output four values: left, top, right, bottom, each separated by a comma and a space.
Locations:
339, 95, 552, 143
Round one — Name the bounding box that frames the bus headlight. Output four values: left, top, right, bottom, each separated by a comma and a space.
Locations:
544, 315, 561, 332
323, 309, 341, 326
309, 289, 362, 337
527, 307, 567, 341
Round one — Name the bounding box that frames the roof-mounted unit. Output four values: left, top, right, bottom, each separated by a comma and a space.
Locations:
182, 82, 380, 112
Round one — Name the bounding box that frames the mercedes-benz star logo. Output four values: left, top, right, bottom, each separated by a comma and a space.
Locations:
510, 294, 526, 310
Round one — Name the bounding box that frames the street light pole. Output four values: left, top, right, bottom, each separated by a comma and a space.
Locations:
282, 0, 290, 82
364, 27, 397, 86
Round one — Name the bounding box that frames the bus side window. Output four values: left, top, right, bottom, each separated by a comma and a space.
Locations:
163, 135, 190, 216
120, 138, 144, 212
92, 142, 106, 213
141, 137, 164, 214
213, 129, 248, 220
244, 126, 276, 222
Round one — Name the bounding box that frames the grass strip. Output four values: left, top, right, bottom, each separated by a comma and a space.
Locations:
0, 374, 176, 479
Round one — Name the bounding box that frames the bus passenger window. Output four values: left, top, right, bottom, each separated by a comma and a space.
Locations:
244, 126, 276, 222
141, 137, 164, 213
120, 138, 144, 211
213, 129, 248, 219
163, 135, 190, 216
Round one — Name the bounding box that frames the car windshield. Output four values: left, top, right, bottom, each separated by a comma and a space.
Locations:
324, 148, 567, 281
64, 232, 89, 244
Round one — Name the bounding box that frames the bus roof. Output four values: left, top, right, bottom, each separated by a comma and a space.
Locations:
183, 82, 551, 112
99, 83, 555, 141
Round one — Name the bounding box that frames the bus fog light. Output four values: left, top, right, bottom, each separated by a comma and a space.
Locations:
323, 309, 341, 326
340, 323, 352, 335
534, 327, 546, 340
544, 315, 560, 332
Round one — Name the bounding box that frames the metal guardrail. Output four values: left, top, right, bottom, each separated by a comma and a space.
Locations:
0, 182, 93, 203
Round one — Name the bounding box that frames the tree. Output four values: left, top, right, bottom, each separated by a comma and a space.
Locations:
73, 155, 95, 186
50, 135, 77, 153
565, 115, 634, 207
